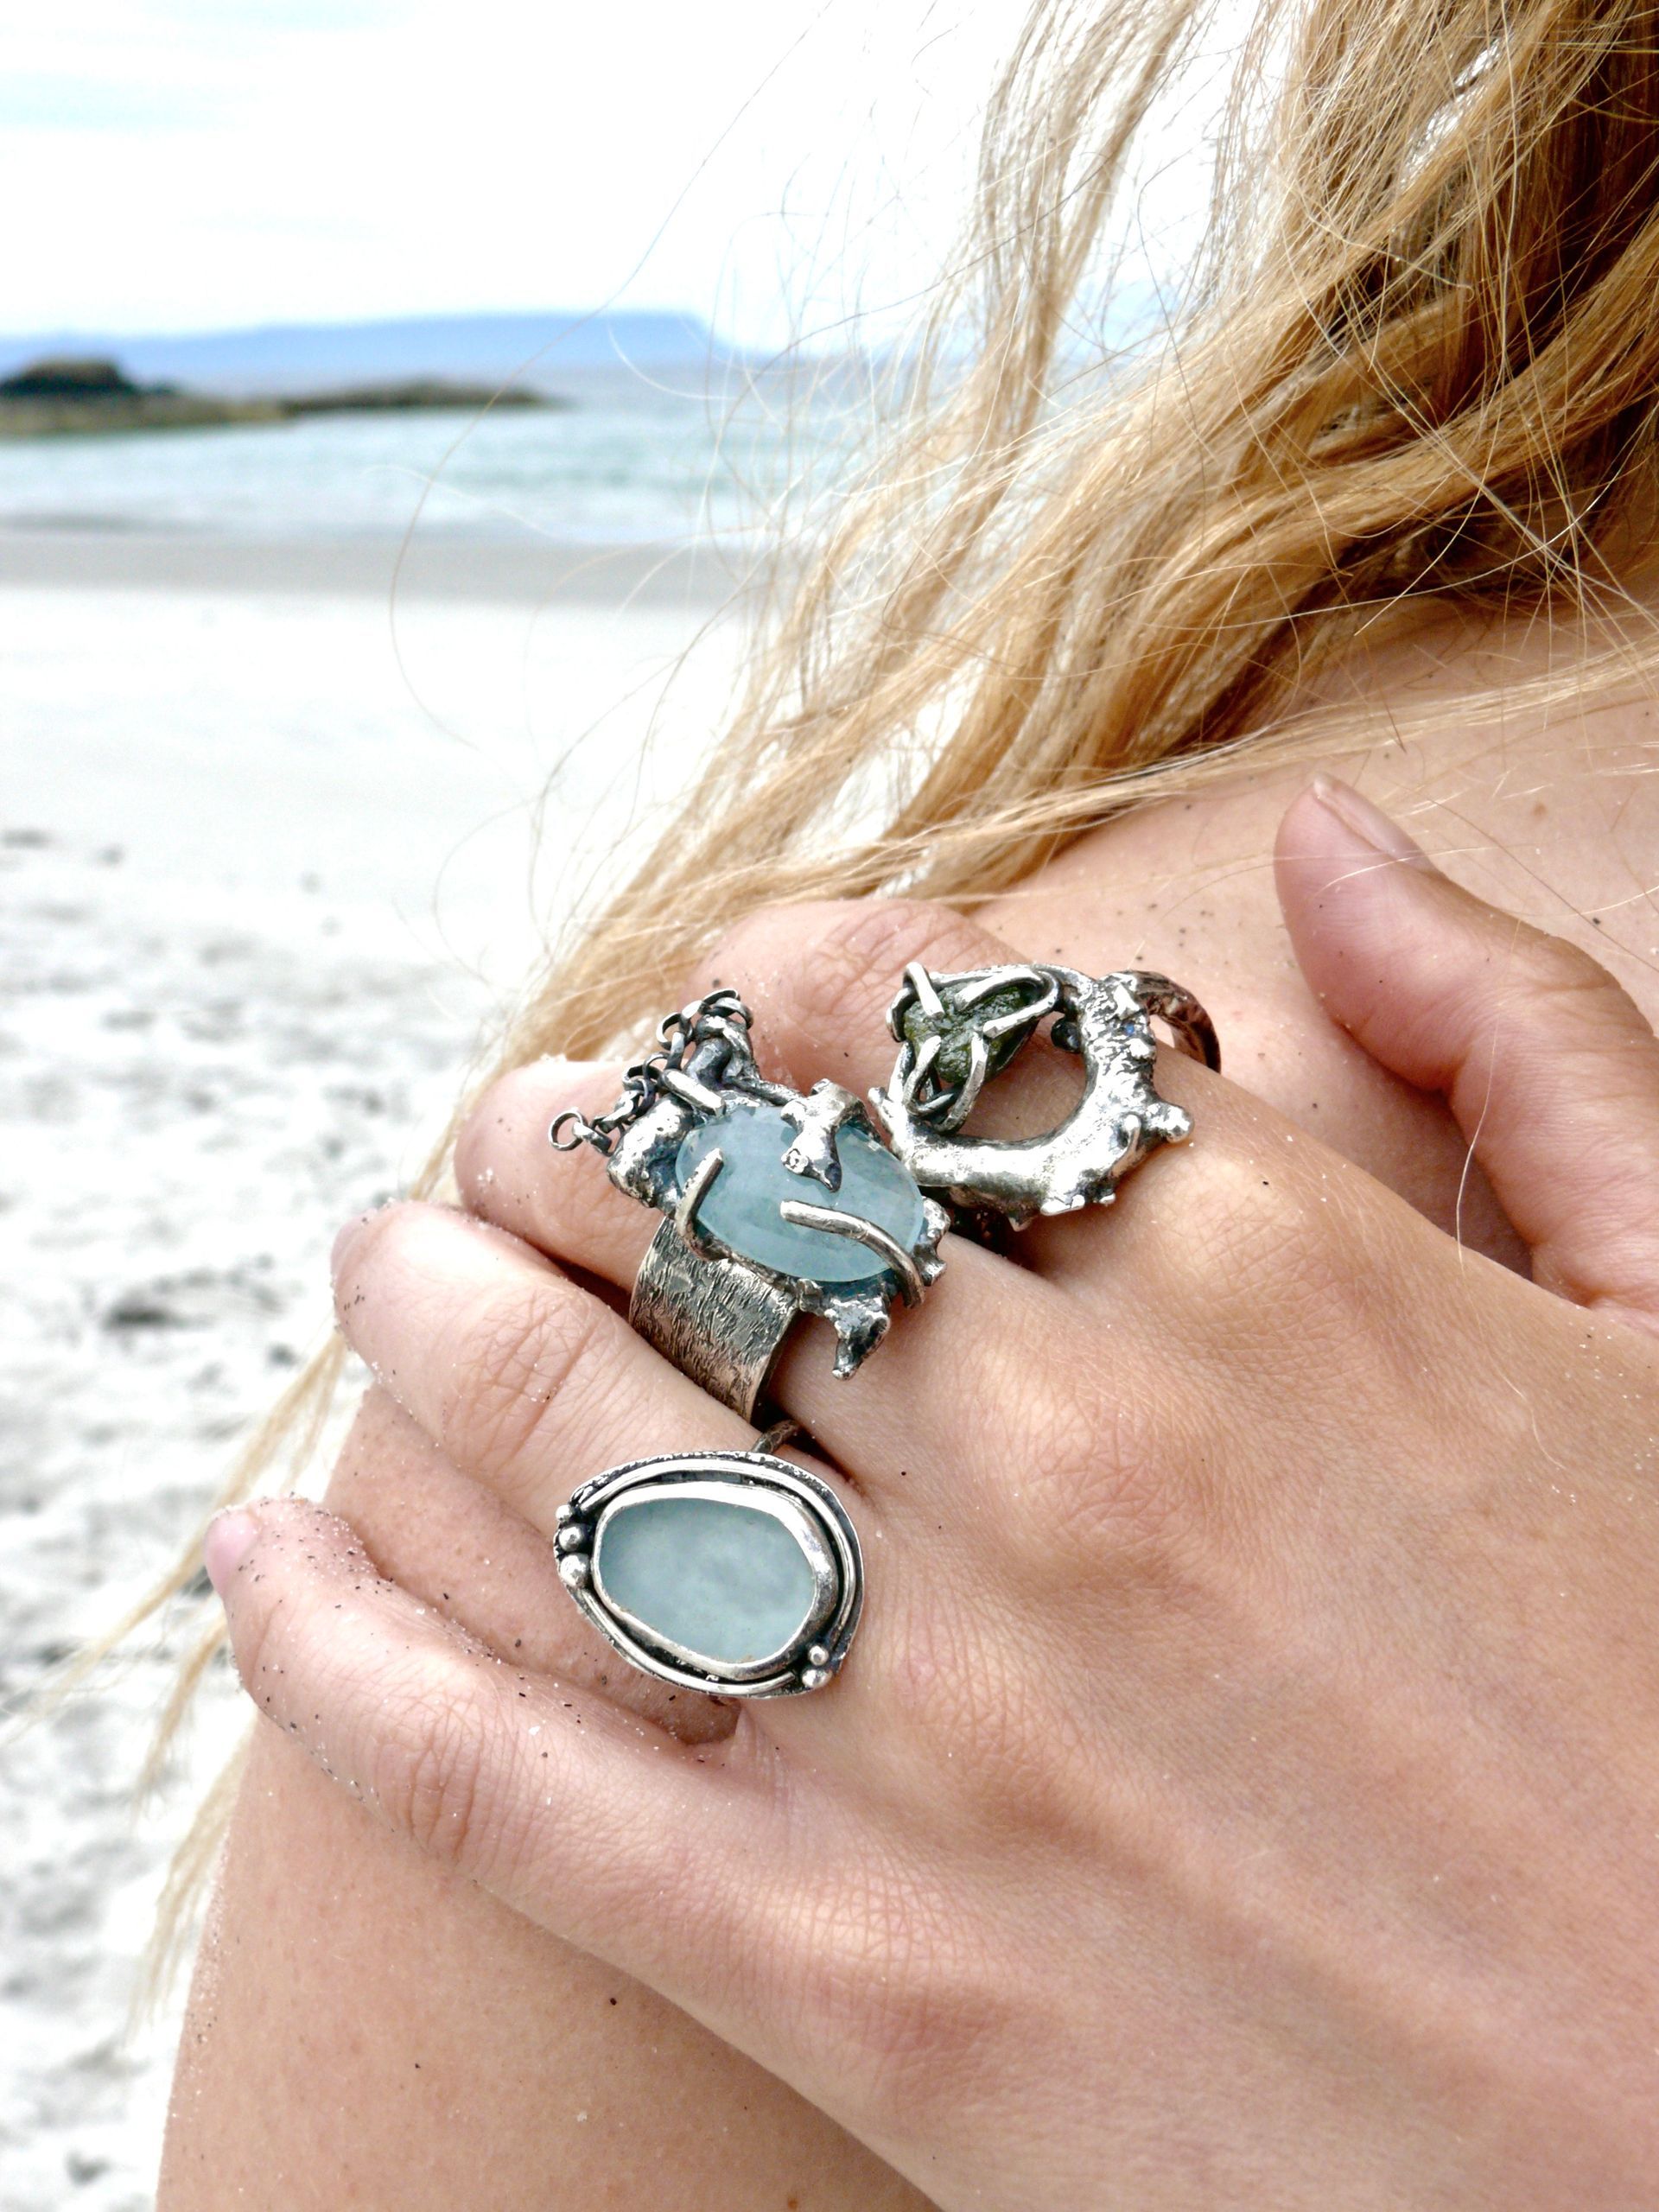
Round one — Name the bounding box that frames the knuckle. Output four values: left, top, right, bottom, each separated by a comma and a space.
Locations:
785, 899, 983, 1043
228, 1564, 283, 1706
1511, 925, 1616, 1001
1503, 926, 1641, 1039
439, 1279, 611, 1474
880, 1580, 1075, 1812
1203, 1157, 1313, 1300
453, 1070, 531, 1208
457, 1065, 637, 1261
880, 1569, 1007, 1756
374, 1688, 495, 1873
1153, 1143, 1336, 1343
710, 897, 993, 1062
459, 1064, 612, 1203
919, 1311, 1198, 1585
332, 1196, 411, 1298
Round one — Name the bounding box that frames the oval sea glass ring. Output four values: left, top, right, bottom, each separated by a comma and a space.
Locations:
555, 1448, 863, 1698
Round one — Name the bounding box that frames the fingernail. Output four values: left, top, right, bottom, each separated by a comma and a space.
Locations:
204, 1508, 259, 1598
331, 1208, 378, 1276
1308, 776, 1436, 871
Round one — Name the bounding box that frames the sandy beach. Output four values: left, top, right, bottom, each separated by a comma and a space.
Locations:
0, 535, 736, 2209
0, 527, 731, 606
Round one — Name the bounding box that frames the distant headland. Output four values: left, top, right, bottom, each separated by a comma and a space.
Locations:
0, 309, 729, 394
0, 355, 567, 438
0, 309, 733, 438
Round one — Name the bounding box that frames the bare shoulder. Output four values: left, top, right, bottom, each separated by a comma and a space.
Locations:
984, 597, 1659, 1262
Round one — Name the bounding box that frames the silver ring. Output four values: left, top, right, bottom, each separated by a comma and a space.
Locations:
627, 1220, 798, 1421
556, 1444, 862, 1697
547, 963, 1214, 1699
550, 989, 950, 1417
874, 962, 1218, 1228
550, 963, 1217, 1414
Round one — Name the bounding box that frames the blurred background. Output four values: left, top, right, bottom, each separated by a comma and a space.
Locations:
0, 4, 1193, 2202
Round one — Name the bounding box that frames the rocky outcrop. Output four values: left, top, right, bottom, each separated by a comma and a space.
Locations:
0, 357, 149, 397
0, 356, 568, 437
0, 357, 282, 436
284, 378, 567, 416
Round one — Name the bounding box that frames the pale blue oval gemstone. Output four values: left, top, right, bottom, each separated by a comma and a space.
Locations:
676, 1102, 926, 1284
594, 1493, 817, 1664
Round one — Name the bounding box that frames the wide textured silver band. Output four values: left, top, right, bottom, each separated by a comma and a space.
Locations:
628, 1219, 798, 1420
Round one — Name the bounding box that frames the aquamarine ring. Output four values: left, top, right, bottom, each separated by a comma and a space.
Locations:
554, 1432, 862, 1698
549, 988, 950, 1420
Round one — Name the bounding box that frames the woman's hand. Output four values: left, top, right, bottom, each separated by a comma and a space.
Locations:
205, 780, 1659, 2210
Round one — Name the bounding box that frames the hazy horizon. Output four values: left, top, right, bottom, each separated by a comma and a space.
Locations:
0, 308, 744, 395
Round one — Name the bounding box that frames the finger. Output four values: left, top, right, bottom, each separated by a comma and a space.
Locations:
689, 892, 1236, 1369
461, 1057, 658, 1291
333, 1202, 1003, 1777
459, 1054, 1081, 1503
324, 1387, 740, 1744
459, 897, 1208, 1491
693, 896, 1224, 1287
331, 1199, 777, 1534
694, 895, 1085, 1134
205, 1497, 783, 2010
1276, 776, 1659, 1327
333, 1201, 917, 1700
460, 894, 1205, 1292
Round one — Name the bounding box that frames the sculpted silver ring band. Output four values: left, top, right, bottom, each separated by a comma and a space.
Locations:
874, 961, 1220, 1227
550, 987, 951, 1419
549, 967, 1219, 1415
549, 963, 1217, 1694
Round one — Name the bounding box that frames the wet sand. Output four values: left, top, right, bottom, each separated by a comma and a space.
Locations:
0, 544, 737, 2209
0, 526, 734, 607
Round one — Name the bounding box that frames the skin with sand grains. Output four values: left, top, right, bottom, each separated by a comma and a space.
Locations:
198, 779, 1659, 2211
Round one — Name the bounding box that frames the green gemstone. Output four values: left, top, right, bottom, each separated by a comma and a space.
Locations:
902, 981, 1039, 1089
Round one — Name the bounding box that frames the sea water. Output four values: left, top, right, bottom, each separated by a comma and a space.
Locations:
0, 364, 852, 545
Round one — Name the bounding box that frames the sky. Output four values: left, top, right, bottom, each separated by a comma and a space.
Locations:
0, 0, 1036, 348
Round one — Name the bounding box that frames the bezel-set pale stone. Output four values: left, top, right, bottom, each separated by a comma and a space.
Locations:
556, 1451, 862, 1698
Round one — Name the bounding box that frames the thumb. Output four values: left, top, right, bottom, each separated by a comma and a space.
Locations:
1275, 775, 1659, 1331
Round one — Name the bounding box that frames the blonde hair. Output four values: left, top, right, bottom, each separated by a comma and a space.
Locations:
112, 0, 1659, 1949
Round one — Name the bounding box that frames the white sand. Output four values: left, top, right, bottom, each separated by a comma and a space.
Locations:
0, 556, 735, 2209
